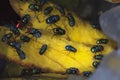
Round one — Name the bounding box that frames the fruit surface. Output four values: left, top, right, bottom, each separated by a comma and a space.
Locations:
0, 0, 116, 76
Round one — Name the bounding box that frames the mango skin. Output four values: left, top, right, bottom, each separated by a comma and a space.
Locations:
0, 0, 116, 75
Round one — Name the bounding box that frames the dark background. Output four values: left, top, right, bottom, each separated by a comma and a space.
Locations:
0, 0, 20, 25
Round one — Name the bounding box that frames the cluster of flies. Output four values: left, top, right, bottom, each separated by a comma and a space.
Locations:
63, 39, 109, 77
90, 38, 109, 76
1, 14, 42, 60
66, 39, 109, 77
1, 0, 109, 77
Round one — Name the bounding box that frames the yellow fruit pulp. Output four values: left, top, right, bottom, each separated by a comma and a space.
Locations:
0, 0, 117, 76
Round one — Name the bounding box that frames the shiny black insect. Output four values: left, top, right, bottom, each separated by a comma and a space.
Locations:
66, 67, 78, 74
32, 68, 41, 74
96, 39, 109, 44
65, 45, 77, 52
55, 4, 65, 15
66, 13, 75, 27
39, 44, 47, 55
46, 15, 60, 24
36, 0, 47, 7
21, 14, 31, 24
28, 4, 41, 22
16, 14, 31, 29
44, 6, 53, 15
94, 54, 104, 60
53, 27, 66, 35
1, 33, 12, 43
21, 68, 41, 76
92, 61, 100, 68
27, 28, 42, 38
83, 71, 92, 77
16, 49, 26, 60
21, 68, 32, 76
28, 3, 42, 12
10, 24, 20, 36
92, 23, 101, 30
41, 0, 47, 6
91, 45, 104, 53
8, 41, 21, 49
20, 35, 30, 42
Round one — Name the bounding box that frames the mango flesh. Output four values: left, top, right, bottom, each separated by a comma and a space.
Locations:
0, 0, 116, 76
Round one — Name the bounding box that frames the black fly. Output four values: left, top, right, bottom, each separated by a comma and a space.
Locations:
16, 49, 26, 60
39, 44, 47, 55
1, 33, 13, 43
52, 27, 66, 35
20, 35, 30, 42
66, 67, 79, 74
55, 4, 65, 15
65, 45, 77, 53
44, 6, 53, 15
66, 13, 75, 27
